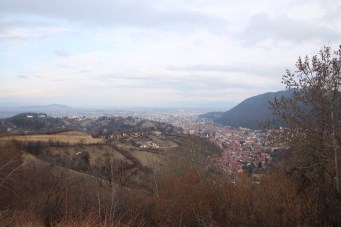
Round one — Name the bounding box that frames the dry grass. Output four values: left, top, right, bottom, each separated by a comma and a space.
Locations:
0, 131, 104, 145
128, 150, 162, 167
44, 145, 127, 166
1, 139, 339, 226
148, 135, 178, 148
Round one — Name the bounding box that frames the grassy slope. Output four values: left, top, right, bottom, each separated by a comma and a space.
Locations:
0, 131, 104, 145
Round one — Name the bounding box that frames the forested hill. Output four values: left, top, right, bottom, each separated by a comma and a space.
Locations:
200, 90, 293, 129
2, 113, 65, 134
0, 113, 180, 136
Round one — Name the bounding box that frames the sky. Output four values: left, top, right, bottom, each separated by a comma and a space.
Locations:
0, 0, 340, 109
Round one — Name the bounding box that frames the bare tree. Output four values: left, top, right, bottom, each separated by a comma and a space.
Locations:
0, 142, 25, 206
269, 45, 341, 196
161, 136, 220, 179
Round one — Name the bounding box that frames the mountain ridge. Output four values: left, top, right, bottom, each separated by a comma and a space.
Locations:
200, 90, 293, 129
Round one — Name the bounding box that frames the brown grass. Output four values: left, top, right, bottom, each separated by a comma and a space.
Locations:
127, 150, 162, 167
0, 131, 104, 145
1, 138, 340, 226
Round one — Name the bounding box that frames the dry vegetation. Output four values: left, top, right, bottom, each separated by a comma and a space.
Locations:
0, 131, 340, 226
0, 131, 104, 145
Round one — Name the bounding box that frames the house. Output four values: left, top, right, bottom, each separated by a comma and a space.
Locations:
153, 131, 162, 137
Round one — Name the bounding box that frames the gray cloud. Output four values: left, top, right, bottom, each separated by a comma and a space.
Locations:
90, 73, 261, 92
239, 13, 341, 44
2, 0, 338, 108
17, 75, 29, 79
0, 21, 69, 41
17, 75, 41, 79
168, 63, 284, 78
162, 77, 255, 92
54, 50, 70, 57
0, 16, 56, 30
0, 15, 70, 41
0, 0, 225, 31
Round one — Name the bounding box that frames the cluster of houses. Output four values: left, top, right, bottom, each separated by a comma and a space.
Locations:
26, 113, 47, 118
215, 141, 272, 173
204, 126, 274, 173
108, 131, 162, 149
176, 119, 275, 173
133, 111, 277, 173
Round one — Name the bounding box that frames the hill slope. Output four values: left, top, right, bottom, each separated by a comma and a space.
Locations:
201, 90, 293, 129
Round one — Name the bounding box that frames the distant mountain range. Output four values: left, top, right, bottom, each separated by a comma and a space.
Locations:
0, 104, 73, 118
200, 90, 293, 129
21, 104, 71, 109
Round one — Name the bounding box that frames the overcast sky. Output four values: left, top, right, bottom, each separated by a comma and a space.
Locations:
0, 0, 340, 109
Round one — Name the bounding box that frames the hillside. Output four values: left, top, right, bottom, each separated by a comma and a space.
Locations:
0, 112, 66, 134
0, 131, 222, 225
1, 132, 334, 226
0, 131, 104, 145
0, 113, 181, 136
201, 90, 293, 129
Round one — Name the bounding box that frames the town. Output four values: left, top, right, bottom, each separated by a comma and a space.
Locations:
134, 110, 275, 173
65, 109, 279, 173
1, 108, 279, 174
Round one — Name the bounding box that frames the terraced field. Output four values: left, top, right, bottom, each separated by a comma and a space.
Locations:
0, 131, 104, 145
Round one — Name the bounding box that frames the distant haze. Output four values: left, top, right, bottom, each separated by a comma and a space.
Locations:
0, 0, 340, 108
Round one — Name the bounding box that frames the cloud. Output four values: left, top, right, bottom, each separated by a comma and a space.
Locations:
87, 68, 280, 97
54, 50, 70, 57
0, 16, 71, 41
239, 13, 341, 45
17, 75, 29, 79
1, 0, 339, 108
0, 24, 70, 41
168, 63, 284, 77
0, 0, 225, 31
16, 75, 41, 80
